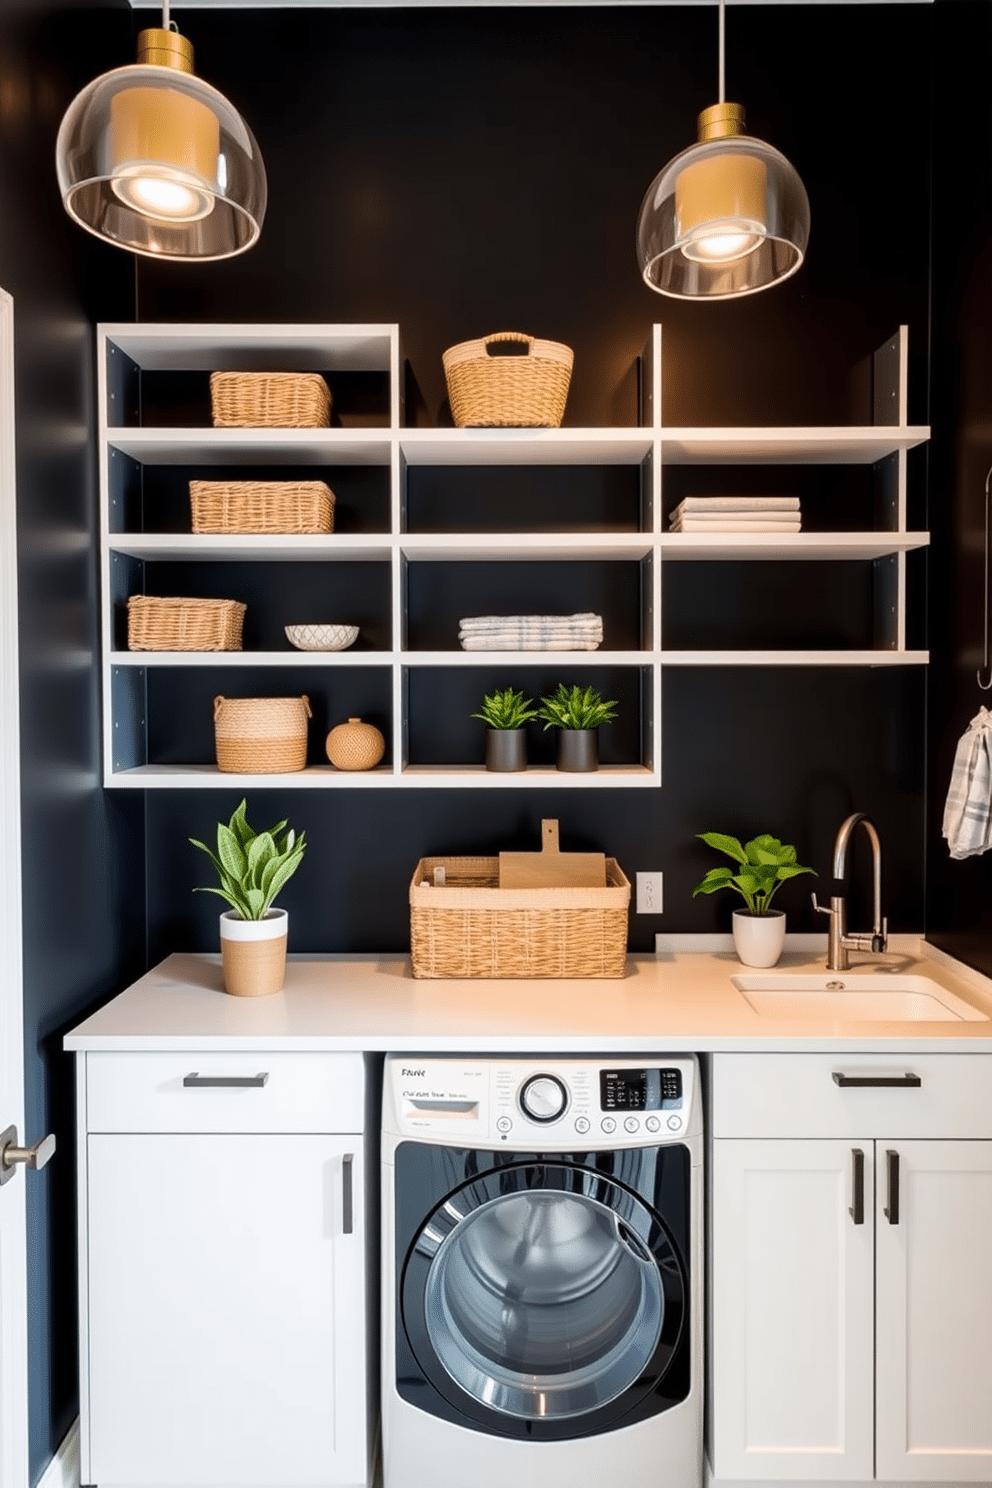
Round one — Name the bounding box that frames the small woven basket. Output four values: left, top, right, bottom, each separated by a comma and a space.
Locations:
442, 332, 574, 428
409, 856, 630, 978
127, 596, 246, 652
213, 695, 312, 774
189, 480, 335, 535
210, 372, 332, 429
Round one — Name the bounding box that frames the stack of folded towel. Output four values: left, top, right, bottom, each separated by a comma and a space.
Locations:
458, 613, 603, 651
669, 496, 802, 533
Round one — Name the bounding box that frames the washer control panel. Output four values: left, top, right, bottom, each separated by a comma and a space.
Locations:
385, 1055, 698, 1147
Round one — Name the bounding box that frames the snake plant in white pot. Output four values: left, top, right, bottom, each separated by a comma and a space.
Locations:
190, 798, 307, 996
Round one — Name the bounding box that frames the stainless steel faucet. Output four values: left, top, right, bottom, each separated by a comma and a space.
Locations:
812, 812, 888, 971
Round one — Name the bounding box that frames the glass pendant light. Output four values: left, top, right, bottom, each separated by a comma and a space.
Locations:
636, 0, 809, 300
55, 2, 266, 262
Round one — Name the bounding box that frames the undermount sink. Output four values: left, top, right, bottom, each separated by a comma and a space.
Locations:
732, 972, 989, 1023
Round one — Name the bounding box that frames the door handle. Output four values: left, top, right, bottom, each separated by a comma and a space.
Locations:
885, 1149, 900, 1224
849, 1148, 865, 1225
832, 1072, 921, 1088
182, 1073, 269, 1088
342, 1153, 354, 1235
0, 1125, 56, 1186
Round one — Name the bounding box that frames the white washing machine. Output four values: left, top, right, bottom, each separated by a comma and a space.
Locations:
381, 1054, 703, 1488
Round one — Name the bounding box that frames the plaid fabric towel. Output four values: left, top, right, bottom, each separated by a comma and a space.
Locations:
458, 613, 603, 650
943, 707, 992, 859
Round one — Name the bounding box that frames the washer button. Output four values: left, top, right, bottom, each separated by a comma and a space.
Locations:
667, 1115, 683, 1131
624, 1116, 640, 1134
574, 1116, 590, 1135
645, 1115, 661, 1133
496, 1116, 512, 1133
601, 1117, 616, 1134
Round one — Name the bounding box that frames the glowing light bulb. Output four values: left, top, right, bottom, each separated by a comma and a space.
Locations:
112, 166, 214, 222
682, 223, 764, 263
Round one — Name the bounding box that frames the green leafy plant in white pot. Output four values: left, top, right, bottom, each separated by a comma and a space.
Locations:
190, 798, 307, 996
471, 687, 539, 772
691, 831, 816, 967
536, 683, 619, 772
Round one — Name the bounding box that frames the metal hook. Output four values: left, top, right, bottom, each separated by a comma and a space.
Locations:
978, 464, 992, 690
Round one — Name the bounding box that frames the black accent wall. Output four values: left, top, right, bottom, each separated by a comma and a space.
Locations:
0, 2, 139, 1479
136, 5, 933, 956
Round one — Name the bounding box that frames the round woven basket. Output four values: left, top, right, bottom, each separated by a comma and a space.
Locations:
213, 695, 312, 774
442, 332, 573, 428
325, 717, 385, 771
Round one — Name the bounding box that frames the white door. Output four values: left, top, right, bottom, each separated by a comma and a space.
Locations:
875, 1139, 992, 1482
0, 286, 29, 1488
709, 1138, 875, 1481
85, 1132, 368, 1487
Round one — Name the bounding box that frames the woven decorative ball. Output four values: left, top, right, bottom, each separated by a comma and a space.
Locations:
325, 717, 385, 771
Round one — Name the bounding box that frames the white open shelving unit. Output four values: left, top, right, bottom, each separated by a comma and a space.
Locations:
99, 322, 930, 789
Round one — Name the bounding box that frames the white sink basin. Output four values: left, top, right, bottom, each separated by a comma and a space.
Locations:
732, 972, 989, 1023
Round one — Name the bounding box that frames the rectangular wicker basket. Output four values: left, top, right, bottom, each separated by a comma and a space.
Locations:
409, 855, 630, 978
127, 596, 246, 652
442, 331, 574, 428
189, 480, 335, 535
210, 371, 332, 428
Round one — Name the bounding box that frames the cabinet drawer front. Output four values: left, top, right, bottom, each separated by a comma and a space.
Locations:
711, 1053, 992, 1138
85, 1051, 365, 1133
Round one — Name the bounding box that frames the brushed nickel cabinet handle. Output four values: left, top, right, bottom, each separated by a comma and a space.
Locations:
182, 1072, 269, 1088
850, 1148, 865, 1225
832, 1072, 921, 1088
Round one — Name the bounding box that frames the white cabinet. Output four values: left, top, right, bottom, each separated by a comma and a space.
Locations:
97, 322, 929, 789
708, 1054, 992, 1486
76, 1051, 374, 1488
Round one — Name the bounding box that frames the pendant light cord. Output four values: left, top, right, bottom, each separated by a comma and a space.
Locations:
979, 464, 992, 690
161, 0, 178, 33
718, 0, 725, 104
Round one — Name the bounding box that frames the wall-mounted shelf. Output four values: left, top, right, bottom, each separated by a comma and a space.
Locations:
98, 322, 930, 789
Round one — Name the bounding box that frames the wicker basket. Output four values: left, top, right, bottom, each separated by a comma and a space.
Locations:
213, 695, 312, 774
442, 332, 574, 428
409, 855, 630, 978
189, 480, 335, 535
127, 596, 246, 652
210, 372, 332, 428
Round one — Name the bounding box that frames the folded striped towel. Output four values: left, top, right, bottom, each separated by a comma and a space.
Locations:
458, 612, 603, 651
943, 707, 992, 859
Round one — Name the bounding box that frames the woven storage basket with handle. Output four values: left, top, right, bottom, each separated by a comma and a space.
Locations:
189, 480, 335, 535
409, 855, 630, 978
127, 596, 246, 652
442, 332, 574, 428
213, 695, 312, 774
210, 372, 332, 428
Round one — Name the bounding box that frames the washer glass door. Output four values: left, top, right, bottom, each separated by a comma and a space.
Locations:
402, 1160, 683, 1424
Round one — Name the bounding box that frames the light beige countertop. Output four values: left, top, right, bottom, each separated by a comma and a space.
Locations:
63, 935, 992, 1054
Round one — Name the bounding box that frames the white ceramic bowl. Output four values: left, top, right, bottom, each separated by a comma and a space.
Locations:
285, 624, 359, 652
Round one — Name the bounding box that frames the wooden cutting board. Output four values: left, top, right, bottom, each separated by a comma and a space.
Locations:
498, 818, 607, 889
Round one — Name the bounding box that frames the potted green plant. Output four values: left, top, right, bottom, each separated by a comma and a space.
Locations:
471, 687, 539, 772
190, 798, 307, 996
691, 831, 816, 967
536, 683, 619, 772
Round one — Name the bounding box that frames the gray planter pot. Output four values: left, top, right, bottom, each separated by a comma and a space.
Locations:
485, 729, 527, 772
556, 729, 599, 772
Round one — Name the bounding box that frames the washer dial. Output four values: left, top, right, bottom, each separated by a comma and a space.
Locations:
519, 1073, 569, 1123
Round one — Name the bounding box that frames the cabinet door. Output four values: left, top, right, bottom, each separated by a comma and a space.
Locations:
875, 1139, 992, 1482
86, 1133, 367, 1488
709, 1139, 874, 1481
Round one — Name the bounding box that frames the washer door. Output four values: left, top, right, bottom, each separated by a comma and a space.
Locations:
399, 1157, 687, 1437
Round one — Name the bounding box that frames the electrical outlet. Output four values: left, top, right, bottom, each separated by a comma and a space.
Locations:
636, 872, 664, 915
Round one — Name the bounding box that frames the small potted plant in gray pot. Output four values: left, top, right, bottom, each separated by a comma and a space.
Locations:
471, 687, 539, 772
691, 831, 816, 967
537, 683, 619, 772
190, 798, 307, 996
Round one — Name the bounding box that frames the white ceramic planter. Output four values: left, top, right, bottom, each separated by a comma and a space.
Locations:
732, 908, 786, 968
219, 908, 288, 997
